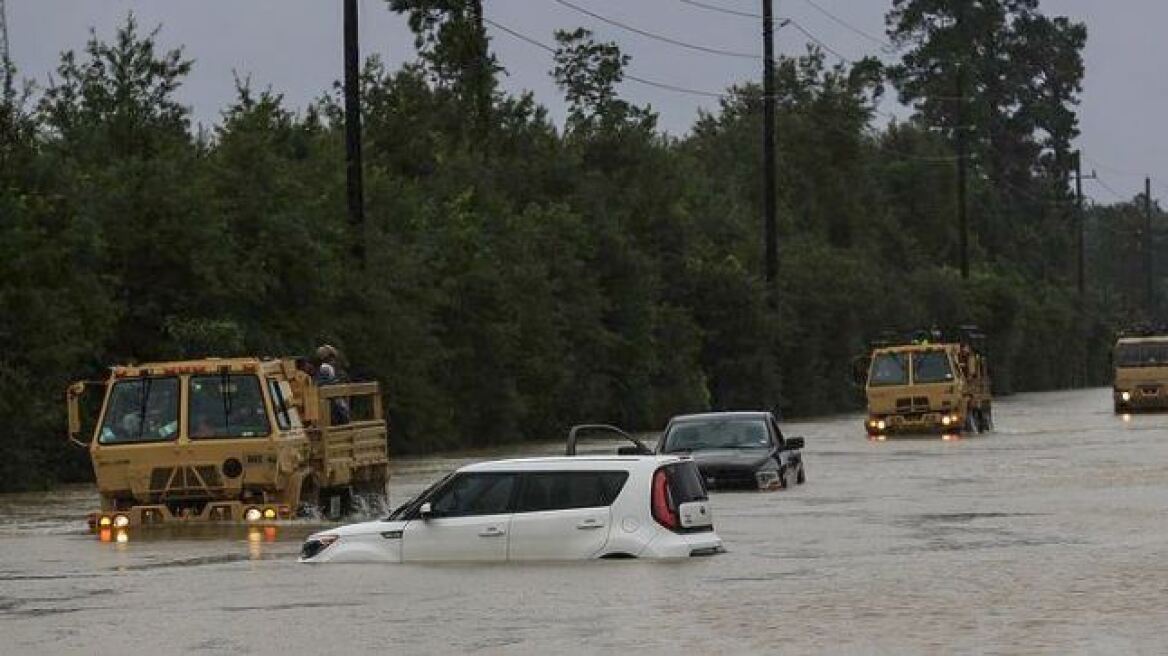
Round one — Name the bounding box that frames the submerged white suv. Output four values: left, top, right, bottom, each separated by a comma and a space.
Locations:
299, 456, 723, 562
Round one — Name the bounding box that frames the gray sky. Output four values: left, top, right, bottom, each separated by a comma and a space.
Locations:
8, 0, 1165, 203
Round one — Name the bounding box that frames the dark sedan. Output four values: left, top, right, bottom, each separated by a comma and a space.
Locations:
656, 412, 805, 491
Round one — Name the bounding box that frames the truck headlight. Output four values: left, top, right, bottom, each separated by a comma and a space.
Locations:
113, 514, 130, 528
876, 420, 886, 430
244, 507, 263, 522
755, 470, 781, 490
941, 415, 952, 426
1121, 391, 1131, 402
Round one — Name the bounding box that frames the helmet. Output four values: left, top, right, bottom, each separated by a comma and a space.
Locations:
316, 344, 338, 362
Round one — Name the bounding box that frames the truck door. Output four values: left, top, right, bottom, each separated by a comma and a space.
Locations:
400, 473, 516, 562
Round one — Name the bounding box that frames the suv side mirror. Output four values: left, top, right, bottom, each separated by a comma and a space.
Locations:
783, 437, 805, 451
418, 502, 433, 519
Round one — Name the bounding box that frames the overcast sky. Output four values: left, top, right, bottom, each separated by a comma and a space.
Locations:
8, 0, 1165, 203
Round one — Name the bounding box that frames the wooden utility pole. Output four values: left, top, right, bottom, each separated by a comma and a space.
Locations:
470, 0, 489, 144
344, 0, 366, 266
1146, 176, 1154, 316
762, 0, 777, 296
1072, 152, 1095, 297
954, 68, 969, 278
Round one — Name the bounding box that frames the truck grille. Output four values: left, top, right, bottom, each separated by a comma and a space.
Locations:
149, 466, 227, 496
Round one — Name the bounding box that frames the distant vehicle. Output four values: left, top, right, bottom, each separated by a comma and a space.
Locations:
1112, 327, 1168, 412
855, 327, 993, 438
299, 456, 723, 562
566, 411, 807, 491
67, 356, 390, 530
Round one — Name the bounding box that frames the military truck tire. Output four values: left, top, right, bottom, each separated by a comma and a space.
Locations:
296, 477, 321, 518
320, 487, 355, 520
796, 464, 806, 485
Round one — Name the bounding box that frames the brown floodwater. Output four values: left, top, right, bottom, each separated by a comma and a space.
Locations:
2, 387, 1166, 654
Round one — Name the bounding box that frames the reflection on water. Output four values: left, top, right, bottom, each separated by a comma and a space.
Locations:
2, 387, 1168, 653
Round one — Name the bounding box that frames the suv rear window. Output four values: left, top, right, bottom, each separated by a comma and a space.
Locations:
666, 461, 708, 504
516, 472, 629, 512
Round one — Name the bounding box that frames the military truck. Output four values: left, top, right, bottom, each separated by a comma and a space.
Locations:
67, 356, 390, 530
1112, 328, 1168, 413
856, 327, 993, 438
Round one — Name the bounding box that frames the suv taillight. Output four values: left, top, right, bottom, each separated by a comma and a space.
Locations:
651, 468, 680, 531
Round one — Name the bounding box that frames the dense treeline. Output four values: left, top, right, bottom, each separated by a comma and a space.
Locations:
1, 2, 1163, 490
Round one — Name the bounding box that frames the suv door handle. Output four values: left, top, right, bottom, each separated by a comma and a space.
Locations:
576, 519, 605, 530
478, 527, 506, 537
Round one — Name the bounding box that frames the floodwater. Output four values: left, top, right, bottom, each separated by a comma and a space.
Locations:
2, 388, 1167, 655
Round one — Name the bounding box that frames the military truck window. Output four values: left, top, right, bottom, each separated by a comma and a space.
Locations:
912, 351, 955, 384
267, 379, 292, 430
1115, 341, 1168, 367
98, 377, 180, 444
516, 472, 629, 512
869, 353, 909, 386
189, 375, 271, 439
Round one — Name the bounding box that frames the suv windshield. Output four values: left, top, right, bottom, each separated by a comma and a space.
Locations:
1115, 341, 1168, 367
869, 352, 909, 386
912, 351, 955, 384
661, 418, 772, 452
189, 375, 271, 439
98, 377, 180, 444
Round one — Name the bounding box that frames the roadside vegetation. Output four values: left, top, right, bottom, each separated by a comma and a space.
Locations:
0, 1, 1161, 490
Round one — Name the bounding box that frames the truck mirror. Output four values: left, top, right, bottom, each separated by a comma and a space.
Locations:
66, 381, 90, 448
783, 437, 805, 451
851, 356, 870, 387
418, 502, 433, 519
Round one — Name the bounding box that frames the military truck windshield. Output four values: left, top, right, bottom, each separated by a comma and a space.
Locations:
661, 418, 772, 452
869, 353, 909, 386
1115, 341, 1168, 367
98, 377, 180, 444
913, 351, 955, 384
189, 375, 271, 439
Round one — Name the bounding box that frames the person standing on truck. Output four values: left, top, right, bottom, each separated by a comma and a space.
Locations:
314, 344, 350, 424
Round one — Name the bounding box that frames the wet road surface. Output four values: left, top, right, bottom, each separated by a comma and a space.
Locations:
2, 387, 1166, 654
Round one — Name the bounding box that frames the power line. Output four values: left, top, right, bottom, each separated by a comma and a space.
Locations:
677, 0, 765, 20
553, 0, 758, 59
785, 18, 852, 63
486, 17, 956, 164
1092, 175, 1131, 202
484, 16, 726, 97
797, 0, 897, 52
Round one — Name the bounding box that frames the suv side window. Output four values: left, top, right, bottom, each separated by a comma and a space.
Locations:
516, 472, 629, 512
427, 473, 517, 517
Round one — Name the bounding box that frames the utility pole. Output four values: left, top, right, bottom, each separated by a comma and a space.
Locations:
0, 0, 11, 94
1072, 152, 1096, 297
1146, 176, 1154, 317
469, 0, 489, 145
343, 0, 366, 267
762, 0, 778, 297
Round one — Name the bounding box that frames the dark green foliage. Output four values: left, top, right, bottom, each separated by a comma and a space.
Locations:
0, 5, 1146, 491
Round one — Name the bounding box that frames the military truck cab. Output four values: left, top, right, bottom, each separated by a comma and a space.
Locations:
858, 328, 993, 438
1112, 330, 1168, 413
68, 357, 390, 530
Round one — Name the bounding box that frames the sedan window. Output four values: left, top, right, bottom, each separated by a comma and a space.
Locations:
516, 472, 629, 512
427, 473, 517, 517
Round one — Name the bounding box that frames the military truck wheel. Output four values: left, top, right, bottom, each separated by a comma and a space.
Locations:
296, 478, 321, 518
796, 464, 806, 485
319, 487, 355, 520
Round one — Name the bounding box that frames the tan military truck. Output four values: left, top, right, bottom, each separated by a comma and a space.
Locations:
858, 328, 993, 438
1112, 331, 1168, 413
67, 356, 389, 530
